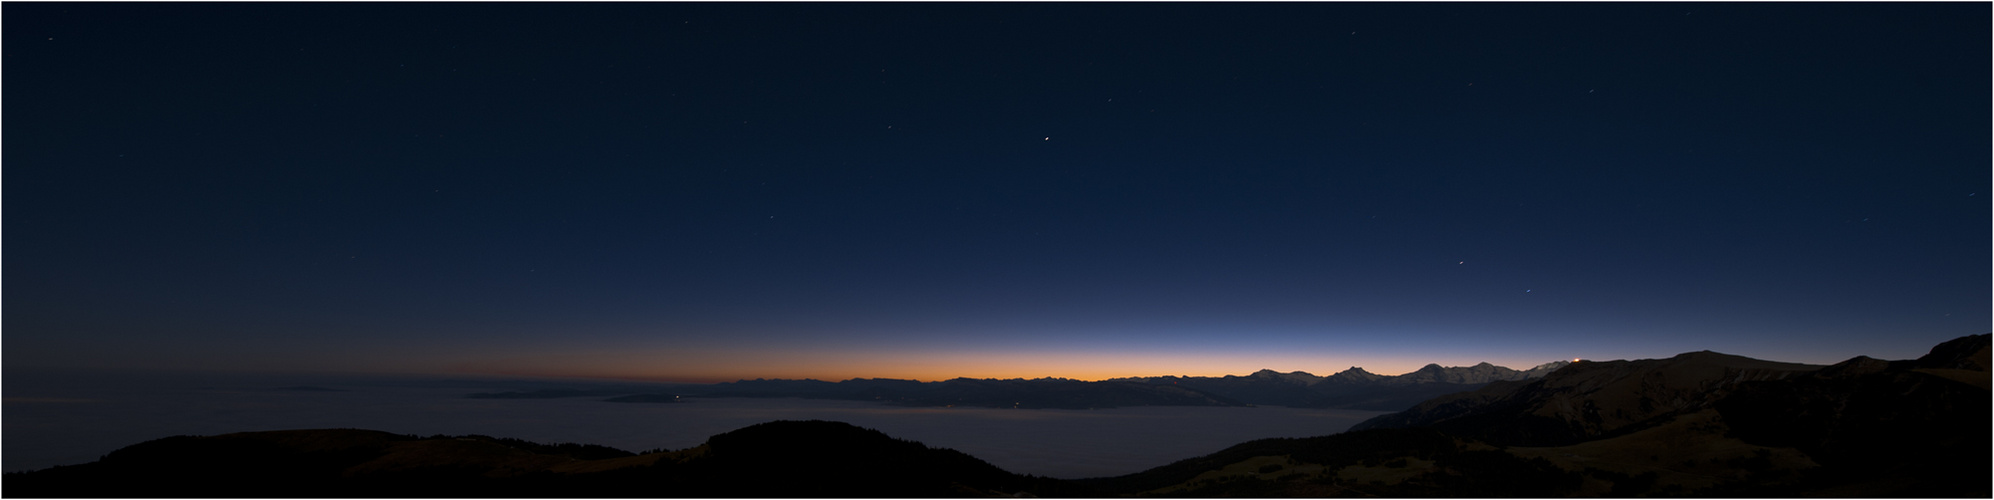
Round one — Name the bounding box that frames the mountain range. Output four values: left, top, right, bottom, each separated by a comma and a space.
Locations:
569, 360, 1573, 411
7, 335, 1985, 497
1110, 361, 1571, 410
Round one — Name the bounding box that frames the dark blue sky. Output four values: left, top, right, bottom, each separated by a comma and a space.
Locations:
6, 3, 1987, 381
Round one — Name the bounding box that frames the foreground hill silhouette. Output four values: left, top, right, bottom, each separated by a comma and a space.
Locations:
8, 335, 1986, 497
1350, 350, 1823, 445
1083, 334, 1989, 497
3, 420, 1087, 498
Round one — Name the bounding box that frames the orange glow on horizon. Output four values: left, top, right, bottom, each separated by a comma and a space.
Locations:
441, 346, 1529, 384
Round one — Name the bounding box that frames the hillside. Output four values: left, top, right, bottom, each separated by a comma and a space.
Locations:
2, 421, 1090, 498
1350, 351, 1820, 445
1070, 428, 1581, 497
9, 336, 1984, 497
1113, 334, 1989, 497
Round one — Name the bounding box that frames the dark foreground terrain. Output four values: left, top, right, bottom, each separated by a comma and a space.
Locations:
4, 420, 1086, 498
7, 335, 1986, 497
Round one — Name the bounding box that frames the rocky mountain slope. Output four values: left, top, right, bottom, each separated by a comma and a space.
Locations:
1350, 351, 1819, 445
1129, 334, 1990, 497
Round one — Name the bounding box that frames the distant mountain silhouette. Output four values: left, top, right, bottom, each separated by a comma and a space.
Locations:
602, 393, 685, 403
694, 376, 1245, 409
273, 385, 347, 392
452, 362, 1568, 411
1113, 361, 1572, 410
465, 389, 630, 399
680, 361, 1569, 411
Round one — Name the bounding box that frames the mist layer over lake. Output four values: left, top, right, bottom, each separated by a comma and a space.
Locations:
3, 369, 1387, 478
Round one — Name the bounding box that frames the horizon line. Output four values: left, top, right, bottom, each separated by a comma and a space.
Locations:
472, 358, 1588, 385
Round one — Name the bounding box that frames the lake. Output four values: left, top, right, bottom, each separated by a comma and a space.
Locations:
2, 369, 1387, 478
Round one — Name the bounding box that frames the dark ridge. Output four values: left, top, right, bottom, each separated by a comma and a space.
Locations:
1914, 332, 1991, 370
1336, 335, 1990, 497
1715, 334, 1992, 497
433, 434, 637, 461
464, 389, 627, 399
1071, 427, 1580, 497
682, 420, 1092, 497
1349, 351, 1824, 446
6, 429, 412, 497
602, 393, 683, 403
1072, 428, 1461, 493
2, 422, 1092, 498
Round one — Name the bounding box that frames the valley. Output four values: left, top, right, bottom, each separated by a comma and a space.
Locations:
7, 334, 1985, 497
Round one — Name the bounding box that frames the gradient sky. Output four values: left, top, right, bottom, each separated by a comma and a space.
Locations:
6, 3, 1988, 383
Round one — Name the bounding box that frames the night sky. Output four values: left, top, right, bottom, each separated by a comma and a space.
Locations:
6, 3, 1987, 383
